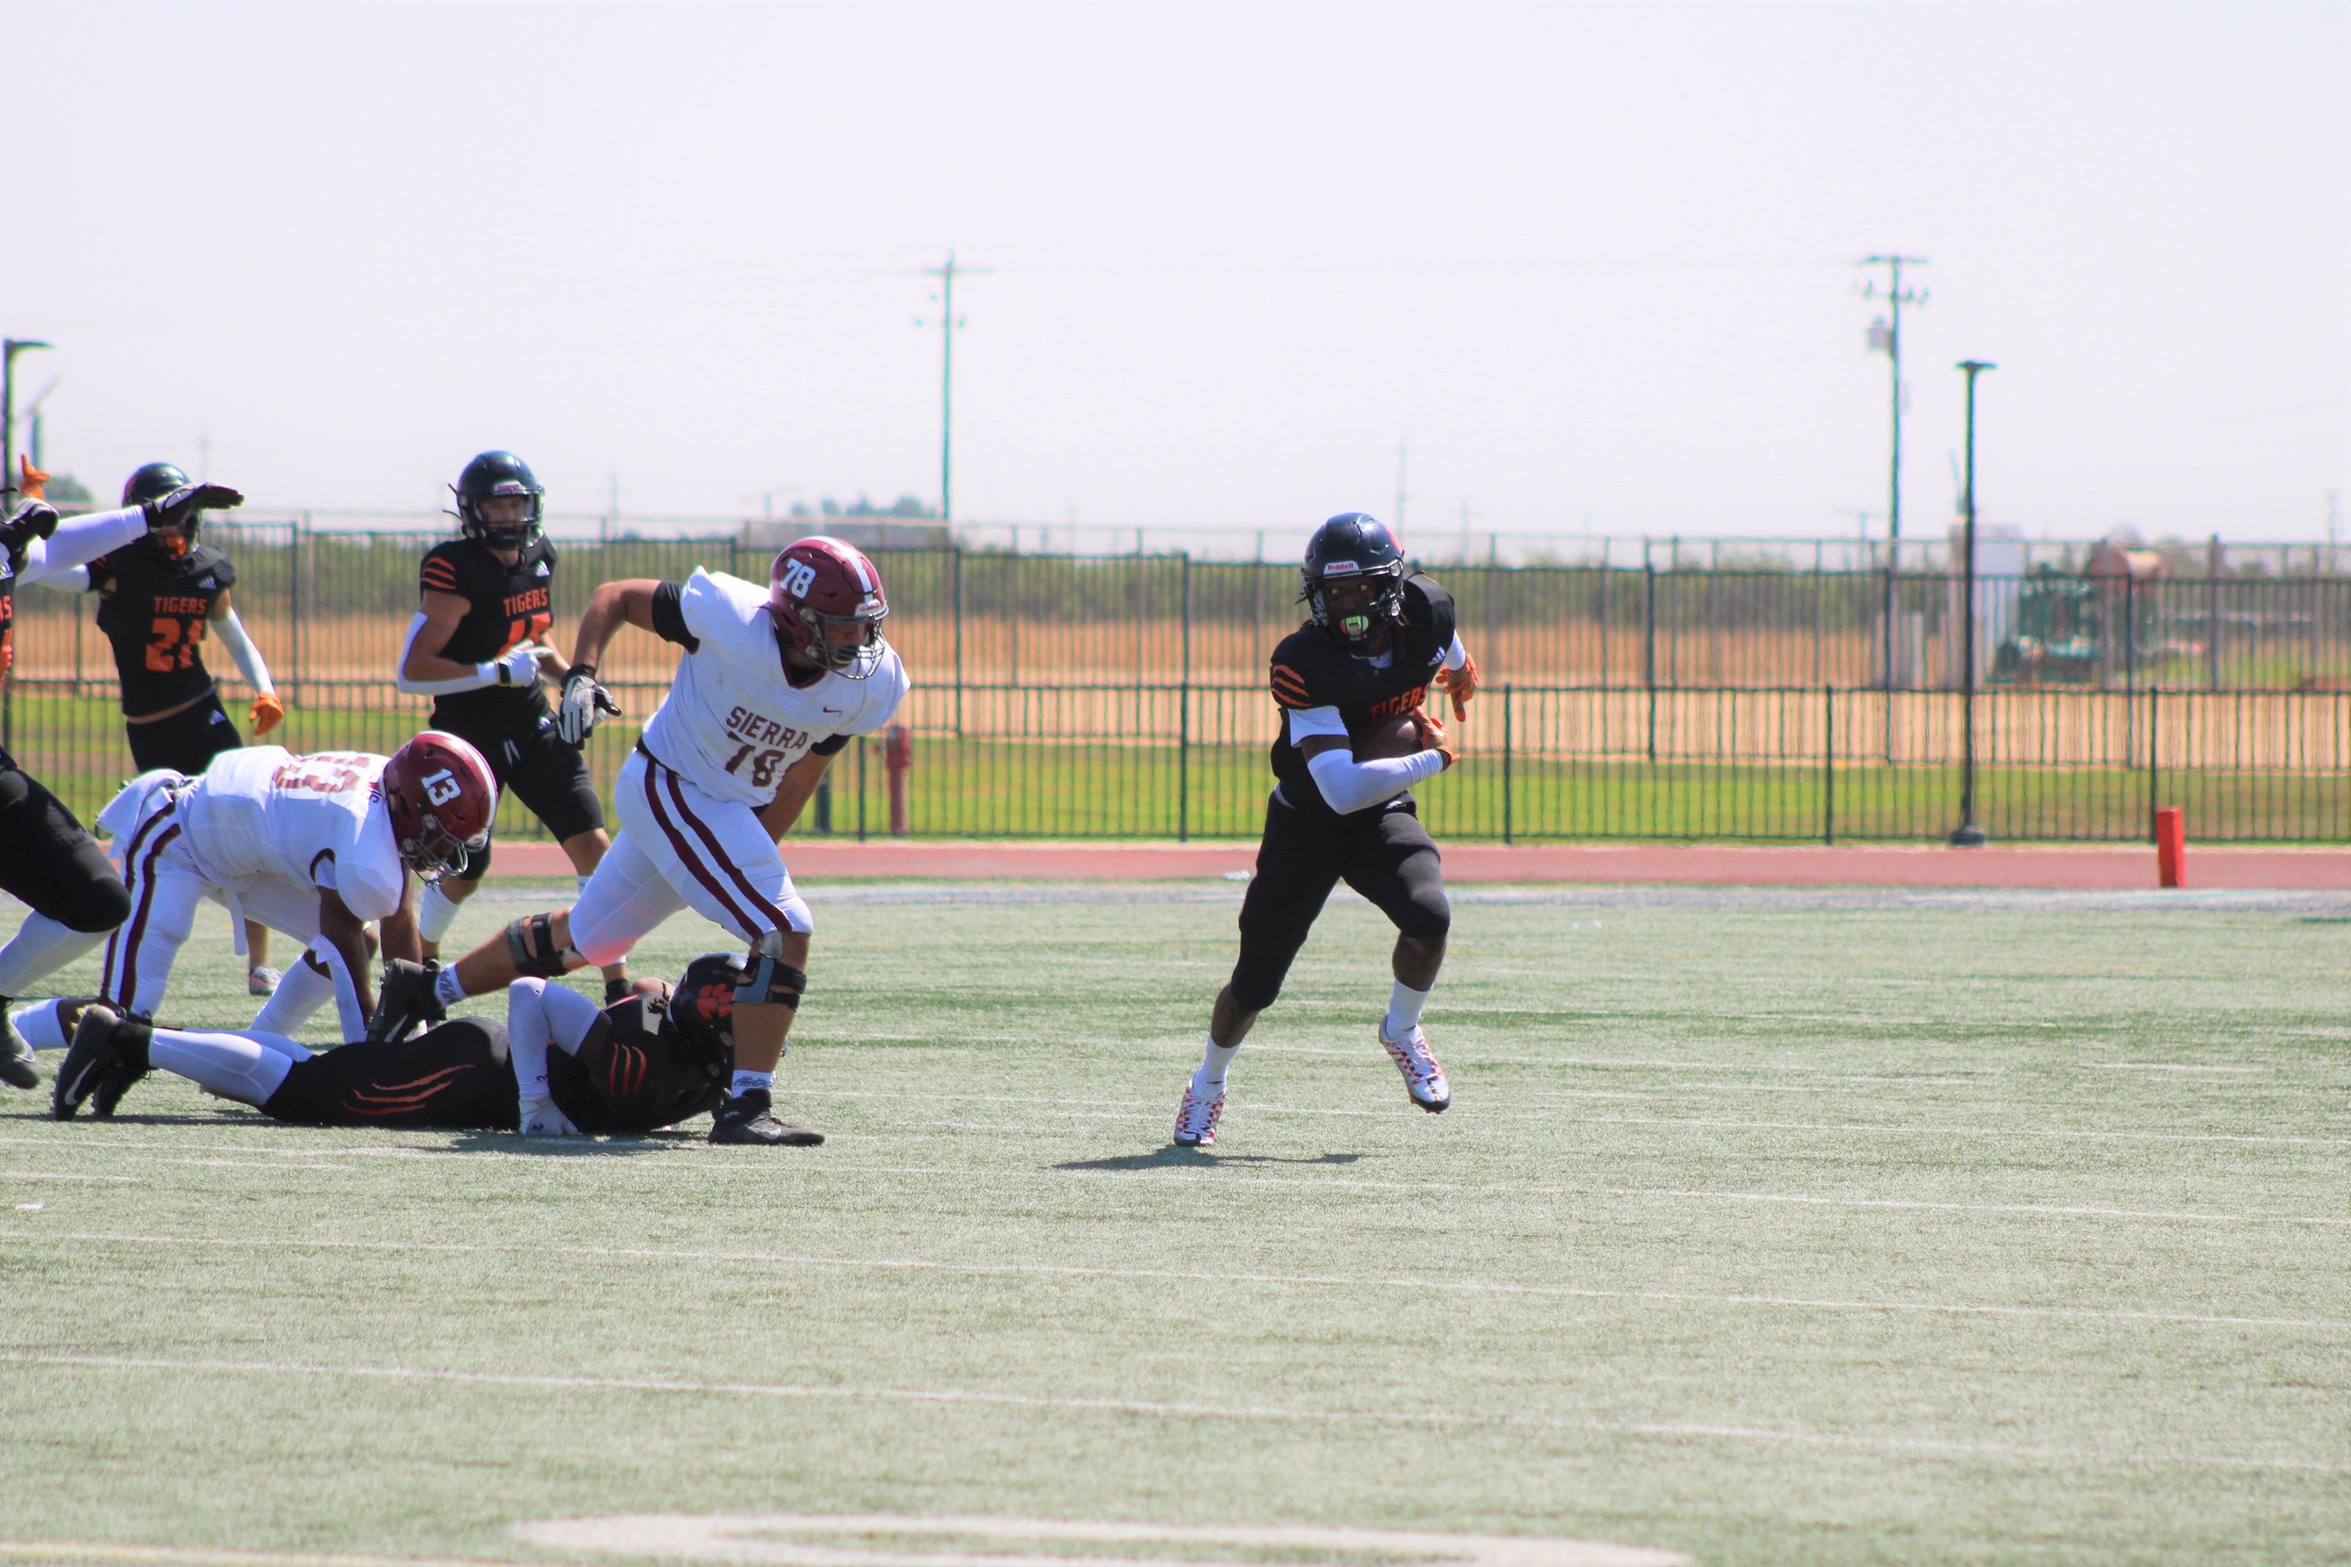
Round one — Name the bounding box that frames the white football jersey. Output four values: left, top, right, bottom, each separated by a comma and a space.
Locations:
639, 569, 911, 807
177, 747, 408, 921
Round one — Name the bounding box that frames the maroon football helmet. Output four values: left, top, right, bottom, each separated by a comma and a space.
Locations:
767, 536, 889, 678
380, 731, 498, 883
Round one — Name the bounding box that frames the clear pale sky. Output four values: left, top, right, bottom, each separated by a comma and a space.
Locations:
7, 1, 2345, 546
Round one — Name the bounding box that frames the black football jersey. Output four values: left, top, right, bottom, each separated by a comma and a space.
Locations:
545, 994, 731, 1134
1266, 574, 1458, 819
91, 544, 238, 716
417, 534, 558, 729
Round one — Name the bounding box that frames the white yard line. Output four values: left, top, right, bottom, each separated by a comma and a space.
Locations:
0, 1352, 2342, 1477
3, 1232, 2343, 1332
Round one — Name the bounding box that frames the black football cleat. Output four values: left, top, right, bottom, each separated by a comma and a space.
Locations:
367, 958, 446, 1045
52, 1005, 126, 1120
90, 1017, 154, 1120
709, 1090, 823, 1147
0, 1007, 37, 1090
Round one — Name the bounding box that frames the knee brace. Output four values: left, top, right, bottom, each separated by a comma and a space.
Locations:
504, 914, 573, 978
735, 929, 807, 1011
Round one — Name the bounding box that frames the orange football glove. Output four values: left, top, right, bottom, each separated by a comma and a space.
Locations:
1408, 704, 1448, 753
250, 693, 286, 736
1435, 650, 1479, 720
17, 455, 47, 501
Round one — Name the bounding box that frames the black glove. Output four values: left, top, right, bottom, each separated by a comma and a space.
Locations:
141, 483, 244, 532
367, 957, 448, 1046
0, 500, 60, 568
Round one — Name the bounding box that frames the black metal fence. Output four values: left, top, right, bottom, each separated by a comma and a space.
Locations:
6, 525, 2346, 843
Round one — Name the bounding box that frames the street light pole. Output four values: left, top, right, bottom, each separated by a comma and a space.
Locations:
1949, 359, 1996, 848
2, 339, 54, 498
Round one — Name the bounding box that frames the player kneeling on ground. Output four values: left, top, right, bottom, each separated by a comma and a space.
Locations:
49, 939, 741, 1134
381, 537, 910, 1148
1175, 512, 1477, 1149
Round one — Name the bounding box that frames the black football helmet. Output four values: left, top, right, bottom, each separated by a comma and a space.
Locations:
123, 462, 198, 560
670, 953, 749, 1066
453, 450, 544, 549
1300, 512, 1407, 652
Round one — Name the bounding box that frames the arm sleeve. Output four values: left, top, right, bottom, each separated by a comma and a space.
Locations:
1305, 746, 1447, 815
1442, 632, 1468, 672
214, 609, 275, 694
32, 564, 89, 592
394, 612, 501, 696
649, 580, 699, 651
16, 506, 147, 585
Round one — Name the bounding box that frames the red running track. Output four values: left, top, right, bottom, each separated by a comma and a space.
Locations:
489, 839, 2351, 889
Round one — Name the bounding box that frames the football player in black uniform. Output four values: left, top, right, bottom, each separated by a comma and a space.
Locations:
1173, 513, 1480, 1148
50, 943, 741, 1136
0, 467, 245, 1091
50, 462, 285, 993
396, 452, 624, 996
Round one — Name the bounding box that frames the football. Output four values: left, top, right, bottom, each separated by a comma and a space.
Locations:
1354, 712, 1429, 760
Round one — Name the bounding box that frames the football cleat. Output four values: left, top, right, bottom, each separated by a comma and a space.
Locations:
52, 1005, 126, 1120
246, 965, 283, 998
1172, 1082, 1225, 1148
367, 958, 446, 1046
1381, 1024, 1451, 1113
91, 1052, 151, 1119
709, 1089, 824, 1147
517, 1094, 581, 1138
0, 1008, 37, 1090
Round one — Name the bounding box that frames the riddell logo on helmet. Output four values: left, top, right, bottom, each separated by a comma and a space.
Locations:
1322, 559, 1361, 576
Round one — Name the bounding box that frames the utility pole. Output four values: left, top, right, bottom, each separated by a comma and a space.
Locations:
1394, 438, 1408, 534
2, 339, 53, 497
919, 250, 989, 522
1949, 359, 1995, 848
1859, 255, 1925, 756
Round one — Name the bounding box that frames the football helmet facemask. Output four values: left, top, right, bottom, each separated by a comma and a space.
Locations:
452, 450, 544, 550
671, 953, 748, 1066
767, 536, 890, 679
123, 462, 197, 560
380, 731, 498, 884
1300, 512, 1407, 653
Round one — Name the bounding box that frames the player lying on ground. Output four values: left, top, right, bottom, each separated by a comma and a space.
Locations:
0, 733, 497, 1105
1174, 512, 1478, 1149
48, 939, 743, 1136
0, 471, 247, 1088
381, 537, 909, 1148
38, 461, 286, 995
397, 451, 626, 998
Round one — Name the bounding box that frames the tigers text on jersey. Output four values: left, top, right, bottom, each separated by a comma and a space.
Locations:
91, 543, 237, 716
639, 569, 910, 807
177, 746, 407, 920
418, 534, 558, 729
1266, 574, 1458, 820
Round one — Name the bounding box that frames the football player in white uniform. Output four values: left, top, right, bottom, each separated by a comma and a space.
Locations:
25, 732, 498, 1118
403, 537, 909, 1147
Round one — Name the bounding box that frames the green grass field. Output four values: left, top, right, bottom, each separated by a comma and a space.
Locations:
1, 880, 2347, 1566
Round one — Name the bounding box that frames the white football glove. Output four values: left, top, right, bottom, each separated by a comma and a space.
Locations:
556, 664, 602, 746
517, 1094, 581, 1137
494, 646, 543, 688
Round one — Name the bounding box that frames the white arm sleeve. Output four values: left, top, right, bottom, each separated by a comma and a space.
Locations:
1442, 632, 1468, 672
394, 612, 500, 696
32, 564, 89, 592
16, 505, 147, 585
1305, 744, 1447, 815
214, 609, 275, 695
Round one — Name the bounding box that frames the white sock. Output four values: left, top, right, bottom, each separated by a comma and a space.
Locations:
150, 1028, 300, 1107
1382, 980, 1432, 1041
434, 965, 469, 1007
15, 999, 70, 1054
1194, 1036, 1239, 1091
730, 1069, 773, 1097
0, 914, 106, 997
577, 874, 592, 897
416, 882, 463, 944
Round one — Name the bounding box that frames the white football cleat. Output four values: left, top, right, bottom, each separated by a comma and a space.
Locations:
1172, 1082, 1225, 1148
246, 965, 283, 997
517, 1094, 581, 1137
1381, 1024, 1451, 1113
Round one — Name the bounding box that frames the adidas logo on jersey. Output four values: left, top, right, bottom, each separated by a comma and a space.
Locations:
197, 576, 218, 590
535, 562, 551, 577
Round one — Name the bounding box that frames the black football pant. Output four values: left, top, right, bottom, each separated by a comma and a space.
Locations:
125, 692, 242, 775
1227, 793, 1450, 1014
0, 747, 132, 935
260, 1018, 520, 1130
